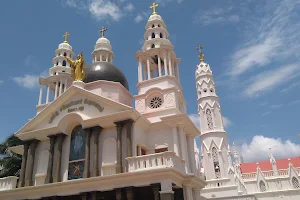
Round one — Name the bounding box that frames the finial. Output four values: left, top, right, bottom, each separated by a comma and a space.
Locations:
256, 162, 260, 169
63, 32, 70, 43
196, 44, 204, 62
150, 2, 159, 15
99, 27, 108, 38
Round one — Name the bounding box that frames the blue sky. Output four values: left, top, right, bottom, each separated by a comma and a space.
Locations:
1, 0, 300, 162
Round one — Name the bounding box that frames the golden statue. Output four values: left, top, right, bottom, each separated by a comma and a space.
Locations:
65, 52, 86, 81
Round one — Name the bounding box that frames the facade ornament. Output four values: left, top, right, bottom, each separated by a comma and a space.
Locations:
99, 27, 108, 38
63, 32, 70, 44
196, 44, 204, 62
150, 2, 159, 15
65, 52, 86, 81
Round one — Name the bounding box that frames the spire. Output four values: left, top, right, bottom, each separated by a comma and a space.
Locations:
150, 2, 159, 15
269, 148, 276, 165
232, 142, 241, 165
63, 32, 70, 44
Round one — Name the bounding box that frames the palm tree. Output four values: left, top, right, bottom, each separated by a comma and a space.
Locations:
0, 134, 23, 178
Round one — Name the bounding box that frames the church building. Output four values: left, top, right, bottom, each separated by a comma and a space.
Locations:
1, 3, 300, 200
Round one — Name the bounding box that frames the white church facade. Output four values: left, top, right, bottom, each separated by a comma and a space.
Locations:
0, 3, 300, 200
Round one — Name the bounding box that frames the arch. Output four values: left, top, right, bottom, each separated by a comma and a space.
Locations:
63, 52, 67, 56
292, 177, 300, 188
160, 33, 163, 38
212, 147, 221, 178
56, 62, 59, 66
152, 32, 155, 39
206, 109, 214, 130
57, 113, 84, 134
158, 24, 161, 27
102, 137, 117, 164
62, 60, 67, 66
152, 24, 155, 28
259, 180, 266, 192
151, 44, 155, 48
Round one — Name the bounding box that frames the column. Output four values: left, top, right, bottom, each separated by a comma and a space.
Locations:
106, 53, 108, 62
168, 52, 173, 76
54, 82, 58, 99
92, 126, 103, 177
143, 65, 147, 80
125, 119, 134, 172
115, 122, 123, 173
83, 128, 92, 178
147, 58, 151, 80
176, 62, 180, 82
178, 125, 189, 173
94, 56, 97, 63
151, 183, 160, 200
138, 57, 143, 82
46, 86, 50, 104
53, 134, 65, 182
45, 135, 56, 184
192, 188, 201, 200
116, 188, 122, 200
110, 55, 113, 63
18, 142, 29, 188
187, 136, 197, 174
64, 79, 68, 92
25, 139, 39, 186
160, 181, 174, 200
158, 54, 162, 77
100, 54, 103, 61
59, 80, 63, 96
125, 187, 135, 200
38, 85, 43, 105
183, 186, 193, 200
164, 52, 168, 75
171, 126, 179, 156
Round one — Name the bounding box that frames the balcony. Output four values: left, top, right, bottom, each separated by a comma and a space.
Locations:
126, 151, 186, 174
0, 176, 18, 191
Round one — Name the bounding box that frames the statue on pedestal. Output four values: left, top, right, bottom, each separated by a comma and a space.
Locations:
65, 52, 86, 81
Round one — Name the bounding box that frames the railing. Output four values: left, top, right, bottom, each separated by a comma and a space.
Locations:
101, 163, 117, 176
204, 178, 230, 188
209, 194, 256, 200
126, 151, 185, 174
278, 169, 289, 176
0, 176, 18, 191
242, 168, 300, 181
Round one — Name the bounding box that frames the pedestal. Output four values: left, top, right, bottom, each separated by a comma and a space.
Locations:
72, 80, 85, 88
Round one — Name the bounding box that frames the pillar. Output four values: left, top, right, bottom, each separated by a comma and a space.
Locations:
160, 181, 174, 200
25, 139, 39, 186
110, 55, 113, 63
138, 57, 143, 82
115, 122, 123, 173
178, 125, 189, 173
151, 183, 160, 200
45, 135, 57, 184
147, 58, 151, 80
168, 52, 173, 76
100, 54, 103, 61
106, 53, 108, 62
18, 142, 29, 188
38, 85, 43, 105
192, 188, 201, 200
92, 126, 103, 177
164, 52, 168, 75
46, 86, 50, 104
158, 54, 162, 77
187, 136, 197, 174
116, 188, 122, 200
59, 80, 63, 96
176, 62, 180, 82
183, 186, 193, 200
64, 79, 68, 92
83, 128, 92, 178
172, 126, 179, 156
143, 65, 147, 80
53, 134, 65, 182
125, 187, 135, 200
54, 82, 58, 99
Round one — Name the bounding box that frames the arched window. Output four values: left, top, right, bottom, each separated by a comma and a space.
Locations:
56, 62, 58, 66
151, 44, 155, 49
62, 60, 66, 66
158, 24, 161, 27
259, 181, 266, 192
160, 33, 163, 38
152, 24, 155, 28
63, 52, 67, 56
212, 147, 221, 178
292, 177, 300, 188
206, 109, 213, 130
68, 126, 86, 180
152, 33, 155, 39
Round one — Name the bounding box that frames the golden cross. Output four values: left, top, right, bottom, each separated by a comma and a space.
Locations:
99, 27, 108, 38
63, 32, 70, 43
196, 44, 204, 62
150, 3, 159, 15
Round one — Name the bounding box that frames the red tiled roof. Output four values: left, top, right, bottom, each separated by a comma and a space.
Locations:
240, 157, 300, 174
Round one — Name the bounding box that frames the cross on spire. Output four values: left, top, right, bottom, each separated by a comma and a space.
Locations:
99, 27, 108, 38
150, 3, 159, 15
63, 32, 70, 43
196, 44, 204, 62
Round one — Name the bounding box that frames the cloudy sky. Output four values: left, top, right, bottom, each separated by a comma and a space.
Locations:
0, 0, 300, 163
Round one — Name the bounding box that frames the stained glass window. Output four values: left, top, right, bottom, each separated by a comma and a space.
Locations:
212, 147, 221, 179
68, 126, 86, 180
259, 181, 266, 192
206, 109, 213, 130
292, 177, 300, 188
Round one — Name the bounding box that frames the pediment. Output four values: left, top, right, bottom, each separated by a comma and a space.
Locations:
16, 86, 132, 135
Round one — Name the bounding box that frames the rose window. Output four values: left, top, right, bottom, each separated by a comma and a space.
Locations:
150, 97, 162, 109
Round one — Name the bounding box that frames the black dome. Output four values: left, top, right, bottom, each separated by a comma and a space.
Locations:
84, 62, 129, 90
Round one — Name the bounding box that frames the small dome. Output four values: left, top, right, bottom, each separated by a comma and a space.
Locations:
95, 37, 112, 51
58, 42, 72, 51
148, 14, 162, 22
84, 62, 129, 90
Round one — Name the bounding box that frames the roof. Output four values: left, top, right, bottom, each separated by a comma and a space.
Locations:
240, 157, 300, 173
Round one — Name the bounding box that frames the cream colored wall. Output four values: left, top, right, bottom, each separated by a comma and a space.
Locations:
33, 140, 50, 186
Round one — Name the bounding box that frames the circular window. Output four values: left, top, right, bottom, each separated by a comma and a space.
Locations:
150, 97, 163, 109
210, 88, 214, 92
203, 88, 207, 93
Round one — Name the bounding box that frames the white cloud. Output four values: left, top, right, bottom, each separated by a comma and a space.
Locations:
189, 114, 232, 129
13, 75, 40, 89
238, 135, 300, 162
135, 14, 143, 23
124, 3, 134, 12
155, 0, 184, 6
244, 64, 300, 97
229, 0, 300, 77
281, 81, 300, 93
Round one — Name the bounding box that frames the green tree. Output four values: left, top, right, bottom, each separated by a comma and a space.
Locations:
0, 134, 23, 178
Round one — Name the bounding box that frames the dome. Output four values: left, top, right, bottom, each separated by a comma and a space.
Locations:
148, 14, 162, 22
95, 37, 112, 51
84, 62, 129, 90
58, 42, 72, 51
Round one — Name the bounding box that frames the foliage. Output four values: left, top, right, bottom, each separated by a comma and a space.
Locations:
0, 134, 23, 178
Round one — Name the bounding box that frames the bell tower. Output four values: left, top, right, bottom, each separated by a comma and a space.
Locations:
134, 3, 186, 122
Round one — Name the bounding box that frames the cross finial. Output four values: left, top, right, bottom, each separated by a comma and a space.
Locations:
150, 3, 159, 15
63, 32, 70, 43
99, 27, 108, 38
197, 44, 204, 62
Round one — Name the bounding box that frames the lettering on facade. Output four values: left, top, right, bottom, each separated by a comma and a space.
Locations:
48, 99, 104, 124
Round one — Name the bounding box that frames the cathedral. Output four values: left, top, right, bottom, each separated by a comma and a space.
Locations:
1, 3, 300, 200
